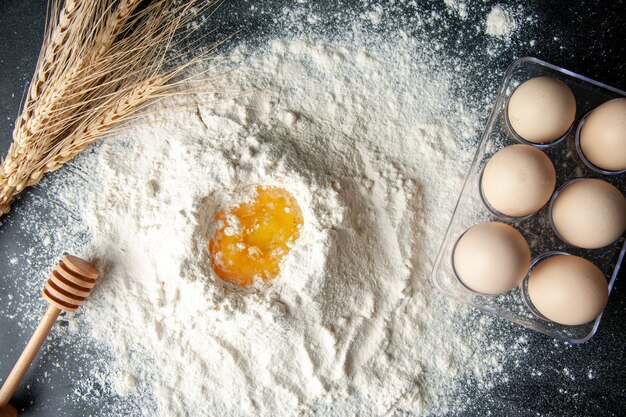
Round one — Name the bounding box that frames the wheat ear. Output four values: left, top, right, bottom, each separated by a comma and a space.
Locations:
0, 0, 218, 215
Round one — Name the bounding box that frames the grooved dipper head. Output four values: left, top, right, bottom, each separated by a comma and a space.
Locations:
42, 255, 100, 312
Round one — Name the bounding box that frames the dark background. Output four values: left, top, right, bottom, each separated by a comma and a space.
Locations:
0, 1, 625, 416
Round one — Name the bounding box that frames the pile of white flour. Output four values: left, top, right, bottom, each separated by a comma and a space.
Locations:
1, 8, 532, 416
485, 6, 518, 39
70, 37, 493, 416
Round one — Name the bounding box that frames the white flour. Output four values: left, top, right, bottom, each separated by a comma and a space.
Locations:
444, 0, 468, 20
0, 8, 530, 417
485, 6, 518, 38
65, 36, 493, 416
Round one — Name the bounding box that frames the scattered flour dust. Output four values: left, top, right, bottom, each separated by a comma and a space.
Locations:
444, 0, 468, 20
6, 31, 515, 417
485, 5, 518, 38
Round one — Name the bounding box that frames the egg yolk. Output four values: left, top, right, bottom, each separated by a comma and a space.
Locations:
209, 186, 304, 286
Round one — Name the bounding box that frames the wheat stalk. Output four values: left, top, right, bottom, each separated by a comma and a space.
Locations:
0, 0, 219, 215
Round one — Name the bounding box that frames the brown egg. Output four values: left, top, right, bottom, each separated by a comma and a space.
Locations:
507, 76, 576, 144
528, 255, 608, 326
481, 144, 556, 217
579, 98, 626, 172
453, 222, 531, 295
551, 178, 626, 249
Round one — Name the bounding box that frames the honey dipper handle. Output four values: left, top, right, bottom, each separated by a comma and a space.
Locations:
0, 305, 61, 407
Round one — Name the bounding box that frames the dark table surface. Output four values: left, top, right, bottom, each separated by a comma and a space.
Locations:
0, 1, 625, 416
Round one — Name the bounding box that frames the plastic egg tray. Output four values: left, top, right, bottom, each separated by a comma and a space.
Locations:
431, 57, 625, 344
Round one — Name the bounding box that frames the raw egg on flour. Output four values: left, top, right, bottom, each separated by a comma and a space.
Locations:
209, 186, 304, 286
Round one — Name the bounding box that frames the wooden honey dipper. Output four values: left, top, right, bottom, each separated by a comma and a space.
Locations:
0, 255, 100, 417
